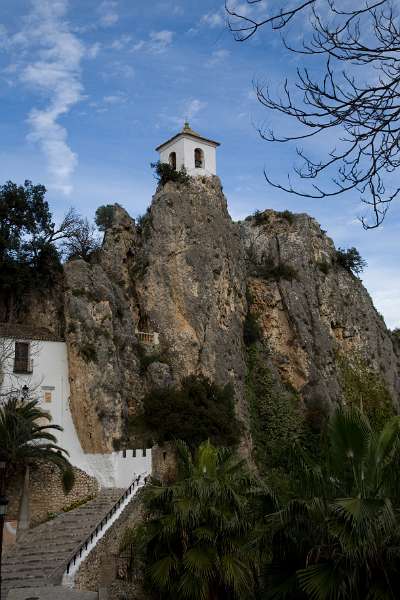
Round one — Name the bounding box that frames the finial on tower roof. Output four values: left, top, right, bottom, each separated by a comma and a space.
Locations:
183, 120, 190, 130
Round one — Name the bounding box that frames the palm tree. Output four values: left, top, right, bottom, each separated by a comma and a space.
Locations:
0, 395, 72, 598
266, 406, 400, 599
121, 440, 271, 600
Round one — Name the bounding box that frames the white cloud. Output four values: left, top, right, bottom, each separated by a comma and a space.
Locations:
201, 12, 224, 28
110, 34, 133, 51
14, 0, 85, 194
186, 99, 207, 119
87, 42, 101, 59
106, 61, 135, 79
98, 1, 119, 27
206, 48, 230, 66
133, 30, 174, 54
103, 92, 128, 104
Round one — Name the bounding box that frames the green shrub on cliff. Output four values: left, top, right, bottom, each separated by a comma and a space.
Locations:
336, 246, 367, 275
151, 161, 190, 186
337, 353, 394, 430
246, 346, 308, 497
95, 204, 115, 231
139, 376, 241, 449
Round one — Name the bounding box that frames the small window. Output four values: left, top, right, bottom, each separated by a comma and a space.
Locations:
169, 151, 177, 170
14, 342, 32, 374
194, 148, 204, 169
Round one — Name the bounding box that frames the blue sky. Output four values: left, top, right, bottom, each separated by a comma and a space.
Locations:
0, 0, 399, 328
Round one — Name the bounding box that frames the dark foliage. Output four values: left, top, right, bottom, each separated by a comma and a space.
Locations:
243, 312, 262, 346
252, 209, 270, 226
140, 376, 241, 449
95, 204, 115, 231
226, 0, 400, 228
136, 208, 152, 239
62, 466, 75, 494
279, 209, 295, 225
257, 257, 297, 281
316, 259, 331, 275
336, 247, 367, 276
63, 217, 101, 261
150, 161, 190, 186
0, 181, 61, 301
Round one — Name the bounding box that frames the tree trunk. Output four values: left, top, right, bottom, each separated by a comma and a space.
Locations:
17, 466, 30, 538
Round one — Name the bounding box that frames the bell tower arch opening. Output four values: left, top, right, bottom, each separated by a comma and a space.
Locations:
194, 147, 204, 169
169, 151, 177, 170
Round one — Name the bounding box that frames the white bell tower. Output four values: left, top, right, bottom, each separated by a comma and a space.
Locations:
155, 122, 220, 177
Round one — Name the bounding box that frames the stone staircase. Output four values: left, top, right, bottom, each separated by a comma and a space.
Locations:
2, 488, 123, 599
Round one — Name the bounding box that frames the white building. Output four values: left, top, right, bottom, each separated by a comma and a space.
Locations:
156, 122, 220, 176
0, 325, 152, 490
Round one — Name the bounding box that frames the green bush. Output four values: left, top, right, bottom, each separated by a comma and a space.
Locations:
95, 204, 115, 231
246, 346, 305, 473
336, 246, 367, 275
150, 161, 190, 186
135, 342, 168, 375
278, 209, 295, 225
243, 312, 262, 346
136, 208, 152, 239
337, 353, 394, 430
138, 376, 241, 449
257, 257, 297, 281
79, 342, 97, 363
316, 259, 331, 274
62, 466, 75, 494
252, 209, 270, 226
392, 328, 400, 342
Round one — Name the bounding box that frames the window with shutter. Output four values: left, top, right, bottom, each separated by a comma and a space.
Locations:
14, 342, 31, 373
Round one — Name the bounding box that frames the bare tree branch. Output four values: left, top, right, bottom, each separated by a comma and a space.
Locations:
226, 0, 400, 227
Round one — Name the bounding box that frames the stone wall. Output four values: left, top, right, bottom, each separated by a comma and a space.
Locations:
151, 444, 177, 483
75, 492, 147, 600
6, 463, 99, 531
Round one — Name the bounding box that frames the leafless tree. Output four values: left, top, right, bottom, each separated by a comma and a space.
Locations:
226, 0, 400, 228
61, 216, 101, 261
0, 338, 40, 402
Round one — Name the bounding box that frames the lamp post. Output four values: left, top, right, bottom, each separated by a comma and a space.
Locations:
0, 462, 8, 600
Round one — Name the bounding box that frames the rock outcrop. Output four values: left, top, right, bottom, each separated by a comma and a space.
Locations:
3, 177, 398, 453
63, 178, 248, 451
240, 210, 400, 414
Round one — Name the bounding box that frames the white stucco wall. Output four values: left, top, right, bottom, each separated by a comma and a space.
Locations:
0, 338, 152, 488
159, 134, 217, 176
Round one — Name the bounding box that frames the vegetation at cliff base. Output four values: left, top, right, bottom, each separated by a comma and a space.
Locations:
337, 353, 394, 431
138, 375, 241, 449
122, 407, 400, 600
120, 440, 270, 600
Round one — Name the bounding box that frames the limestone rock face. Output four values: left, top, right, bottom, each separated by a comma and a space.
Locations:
2, 181, 399, 455
240, 210, 400, 413
63, 181, 248, 451
137, 177, 248, 411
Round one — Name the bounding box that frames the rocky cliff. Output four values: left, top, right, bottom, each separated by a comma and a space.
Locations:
4, 176, 399, 454
241, 210, 400, 416
63, 176, 247, 452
